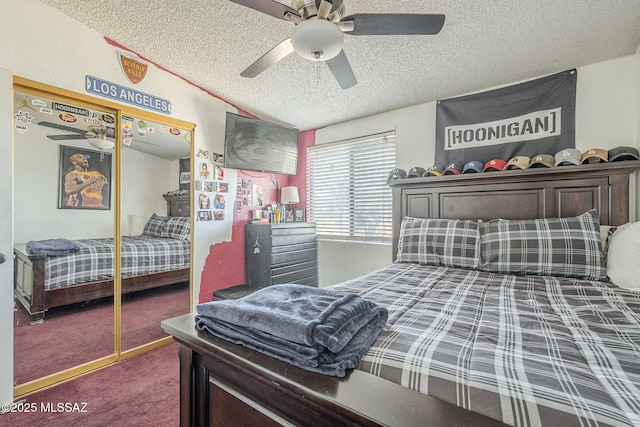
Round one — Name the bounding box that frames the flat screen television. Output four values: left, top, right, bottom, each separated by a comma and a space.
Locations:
223, 112, 299, 175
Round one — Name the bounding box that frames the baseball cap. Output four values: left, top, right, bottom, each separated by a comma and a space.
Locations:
423, 165, 444, 177
387, 168, 406, 180
554, 148, 581, 166
482, 159, 507, 172
407, 166, 426, 178
529, 154, 554, 168
443, 162, 463, 175
462, 160, 483, 174
505, 156, 530, 170
608, 146, 639, 162
581, 148, 608, 164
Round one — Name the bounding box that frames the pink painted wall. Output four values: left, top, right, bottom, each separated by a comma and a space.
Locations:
198, 128, 316, 303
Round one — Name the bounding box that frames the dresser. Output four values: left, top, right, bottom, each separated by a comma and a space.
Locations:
214, 222, 317, 300
163, 194, 190, 217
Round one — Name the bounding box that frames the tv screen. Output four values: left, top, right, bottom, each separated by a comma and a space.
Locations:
223, 112, 299, 175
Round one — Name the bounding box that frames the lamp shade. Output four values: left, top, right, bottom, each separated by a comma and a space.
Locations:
281, 186, 300, 205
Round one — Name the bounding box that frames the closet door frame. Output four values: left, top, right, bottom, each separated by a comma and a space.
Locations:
13, 76, 194, 398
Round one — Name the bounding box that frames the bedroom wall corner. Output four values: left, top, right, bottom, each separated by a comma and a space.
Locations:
0, 67, 14, 409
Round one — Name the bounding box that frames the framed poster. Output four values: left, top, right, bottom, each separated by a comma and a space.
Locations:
58, 145, 112, 210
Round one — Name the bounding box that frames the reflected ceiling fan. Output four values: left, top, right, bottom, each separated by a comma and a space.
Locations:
39, 121, 160, 151
232, 0, 445, 89
39, 121, 115, 150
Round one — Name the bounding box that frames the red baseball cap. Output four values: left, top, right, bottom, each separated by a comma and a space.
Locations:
482, 159, 507, 172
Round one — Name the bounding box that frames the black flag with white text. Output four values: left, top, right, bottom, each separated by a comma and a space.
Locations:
435, 70, 576, 166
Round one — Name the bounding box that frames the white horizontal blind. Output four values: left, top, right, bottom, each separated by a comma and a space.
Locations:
306, 132, 396, 240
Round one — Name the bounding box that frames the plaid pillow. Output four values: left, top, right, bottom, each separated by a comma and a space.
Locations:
142, 213, 168, 237
397, 217, 480, 269
479, 209, 607, 281
162, 216, 190, 241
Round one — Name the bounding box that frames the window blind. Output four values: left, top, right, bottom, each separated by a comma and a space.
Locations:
306, 132, 396, 241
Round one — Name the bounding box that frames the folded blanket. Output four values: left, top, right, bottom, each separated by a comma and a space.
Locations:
196, 284, 388, 377
26, 238, 80, 256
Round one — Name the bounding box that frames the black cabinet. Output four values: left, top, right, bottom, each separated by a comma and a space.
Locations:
163, 194, 190, 217
214, 222, 317, 300
246, 222, 317, 288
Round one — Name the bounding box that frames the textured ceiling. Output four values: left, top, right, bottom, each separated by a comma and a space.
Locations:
40, 0, 640, 131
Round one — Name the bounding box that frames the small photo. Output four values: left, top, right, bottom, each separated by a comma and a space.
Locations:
285, 209, 294, 222
212, 152, 224, 164
201, 181, 214, 192
198, 193, 211, 209
214, 194, 226, 209
199, 161, 211, 179
198, 210, 212, 221
294, 208, 305, 222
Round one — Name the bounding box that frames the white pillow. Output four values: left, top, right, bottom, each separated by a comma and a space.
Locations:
606, 222, 640, 289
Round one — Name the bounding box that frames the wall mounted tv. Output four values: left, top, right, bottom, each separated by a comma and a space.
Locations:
223, 112, 299, 175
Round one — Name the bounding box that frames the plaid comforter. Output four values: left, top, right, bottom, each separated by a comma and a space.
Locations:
44, 236, 190, 290
329, 262, 640, 427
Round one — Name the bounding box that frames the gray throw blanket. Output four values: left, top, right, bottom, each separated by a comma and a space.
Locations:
195, 283, 388, 377
26, 238, 80, 256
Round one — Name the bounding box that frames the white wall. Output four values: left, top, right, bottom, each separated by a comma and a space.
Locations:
316, 55, 639, 286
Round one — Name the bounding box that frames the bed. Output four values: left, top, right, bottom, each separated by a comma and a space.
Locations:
162, 160, 640, 426
14, 213, 191, 324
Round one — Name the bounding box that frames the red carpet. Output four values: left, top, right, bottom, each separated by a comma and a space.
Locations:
2, 342, 180, 427
14, 283, 189, 385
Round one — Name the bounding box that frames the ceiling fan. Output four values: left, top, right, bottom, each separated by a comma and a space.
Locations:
39, 121, 115, 150
231, 0, 445, 89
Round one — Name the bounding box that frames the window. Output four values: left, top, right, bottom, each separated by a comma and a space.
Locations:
306, 131, 396, 241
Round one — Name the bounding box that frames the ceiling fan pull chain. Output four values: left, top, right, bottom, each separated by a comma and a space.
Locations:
314, 51, 322, 85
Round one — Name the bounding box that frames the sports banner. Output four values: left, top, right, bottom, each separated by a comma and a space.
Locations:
435, 70, 576, 166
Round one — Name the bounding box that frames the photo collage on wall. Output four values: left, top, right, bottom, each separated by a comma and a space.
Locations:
195, 148, 228, 221
235, 178, 262, 215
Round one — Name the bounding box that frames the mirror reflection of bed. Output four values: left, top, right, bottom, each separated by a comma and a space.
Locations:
12, 86, 192, 387
120, 117, 191, 351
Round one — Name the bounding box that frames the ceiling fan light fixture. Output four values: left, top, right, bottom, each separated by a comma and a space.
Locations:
87, 137, 114, 150
291, 19, 344, 61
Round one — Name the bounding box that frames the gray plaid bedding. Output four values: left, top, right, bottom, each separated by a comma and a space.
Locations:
44, 236, 190, 290
329, 262, 640, 426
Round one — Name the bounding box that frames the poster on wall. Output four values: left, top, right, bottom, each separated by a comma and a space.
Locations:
58, 145, 112, 210
435, 69, 576, 166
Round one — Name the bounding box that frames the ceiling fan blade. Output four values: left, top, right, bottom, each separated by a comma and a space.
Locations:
38, 121, 86, 134
241, 38, 294, 78
342, 13, 445, 36
325, 50, 356, 89
46, 134, 88, 140
316, 0, 332, 20
229, 0, 301, 21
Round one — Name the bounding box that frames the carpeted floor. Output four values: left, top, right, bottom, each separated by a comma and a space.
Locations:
14, 282, 189, 385
2, 342, 180, 427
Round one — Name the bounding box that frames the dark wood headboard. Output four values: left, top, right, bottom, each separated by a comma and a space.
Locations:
389, 161, 640, 259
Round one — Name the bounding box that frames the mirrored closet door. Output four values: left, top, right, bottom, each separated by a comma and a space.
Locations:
12, 78, 194, 396
13, 87, 117, 388
120, 114, 192, 352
